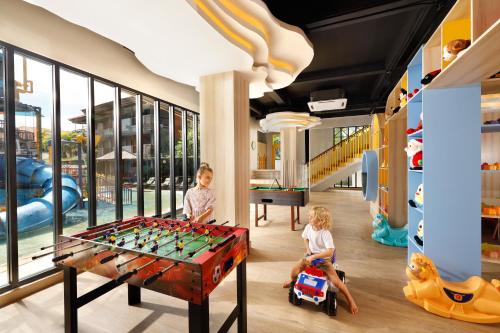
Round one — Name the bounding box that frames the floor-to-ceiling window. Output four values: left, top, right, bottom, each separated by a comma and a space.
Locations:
94, 81, 116, 224
121, 90, 138, 219
160, 102, 171, 216
0, 47, 7, 286
14, 53, 54, 279
186, 112, 195, 190
174, 107, 183, 210
142, 97, 155, 216
0, 41, 199, 293
60, 69, 89, 234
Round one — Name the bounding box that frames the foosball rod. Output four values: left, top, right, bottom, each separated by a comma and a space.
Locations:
98, 222, 183, 264
36, 217, 147, 253
33, 218, 159, 261
114, 222, 200, 269
116, 221, 231, 283
51, 244, 99, 262
143, 224, 238, 286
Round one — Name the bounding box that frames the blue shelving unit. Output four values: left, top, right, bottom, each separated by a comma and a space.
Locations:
405, 46, 481, 281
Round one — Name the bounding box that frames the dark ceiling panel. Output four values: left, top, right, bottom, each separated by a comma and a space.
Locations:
256, 0, 456, 118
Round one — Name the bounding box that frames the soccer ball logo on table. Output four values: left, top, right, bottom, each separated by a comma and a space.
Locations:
213, 265, 222, 284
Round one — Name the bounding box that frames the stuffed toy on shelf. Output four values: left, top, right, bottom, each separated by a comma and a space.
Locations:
407, 112, 423, 135
414, 220, 423, 246
421, 69, 441, 85
443, 39, 471, 62
405, 138, 423, 170
399, 88, 408, 108
409, 184, 423, 209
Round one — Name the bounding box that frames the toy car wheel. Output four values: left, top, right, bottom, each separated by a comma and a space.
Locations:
322, 290, 337, 316
288, 281, 302, 306
336, 270, 346, 284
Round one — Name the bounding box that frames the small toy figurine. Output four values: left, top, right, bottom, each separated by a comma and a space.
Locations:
176, 240, 185, 254
404, 253, 500, 323
117, 238, 126, 247
153, 221, 159, 228
414, 220, 423, 246
409, 184, 424, 208
443, 39, 471, 62
150, 240, 159, 253
103, 230, 111, 240
137, 239, 147, 249
399, 88, 408, 108
139, 221, 146, 228
405, 139, 423, 170
133, 227, 140, 234
421, 69, 441, 85
174, 232, 180, 241
109, 235, 117, 244
147, 229, 153, 240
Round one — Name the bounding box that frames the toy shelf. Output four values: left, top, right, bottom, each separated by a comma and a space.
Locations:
481, 170, 500, 173
481, 124, 500, 133
410, 207, 424, 215
482, 256, 500, 265
408, 129, 423, 138
409, 237, 424, 254
409, 169, 423, 173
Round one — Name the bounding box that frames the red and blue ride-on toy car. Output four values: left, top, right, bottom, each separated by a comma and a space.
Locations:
288, 258, 345, 316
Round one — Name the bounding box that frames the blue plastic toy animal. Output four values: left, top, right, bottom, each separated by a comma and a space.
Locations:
372, 214, 408, 247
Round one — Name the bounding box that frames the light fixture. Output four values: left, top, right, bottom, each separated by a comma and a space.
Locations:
259, 112, 321, 132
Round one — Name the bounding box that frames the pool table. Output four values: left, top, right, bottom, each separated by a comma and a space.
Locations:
249, 187, 309, 231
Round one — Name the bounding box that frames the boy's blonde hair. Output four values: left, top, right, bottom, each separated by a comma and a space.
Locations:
309, 206, 332, 229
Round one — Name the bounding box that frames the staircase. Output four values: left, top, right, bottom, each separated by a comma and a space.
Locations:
309, 127, 370, 191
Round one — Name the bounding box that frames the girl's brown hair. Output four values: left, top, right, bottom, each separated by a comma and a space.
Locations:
309, 206, 332, 230
197, 162, 213, 177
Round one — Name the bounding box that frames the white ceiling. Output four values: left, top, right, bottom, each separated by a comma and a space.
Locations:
25, 0, 313, 98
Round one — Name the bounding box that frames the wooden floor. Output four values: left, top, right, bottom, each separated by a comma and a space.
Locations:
0, 191, 499, 332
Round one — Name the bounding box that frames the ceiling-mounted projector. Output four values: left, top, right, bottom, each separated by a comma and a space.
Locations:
307, 88, 347, 112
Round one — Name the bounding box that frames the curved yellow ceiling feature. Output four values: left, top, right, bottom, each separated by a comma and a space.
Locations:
194, 0, 254, 52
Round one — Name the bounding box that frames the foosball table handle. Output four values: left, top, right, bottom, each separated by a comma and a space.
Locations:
206, 219, 217, 224
52, 252, 72, 262
100, 253, 118, 264
144, 272, 162, 286
116, 270, 136, 284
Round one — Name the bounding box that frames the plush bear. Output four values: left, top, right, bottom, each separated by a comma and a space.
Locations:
409, 184, 424, 208
443, 39, 471, 62
414, 220, 423, 246
407, 112, 423, 135
405, 139, 423, 170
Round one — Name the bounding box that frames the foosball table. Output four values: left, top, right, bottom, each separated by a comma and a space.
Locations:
40, 216, 248, 333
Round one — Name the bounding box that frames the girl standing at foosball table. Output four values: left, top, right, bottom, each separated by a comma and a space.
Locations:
183, 162, 216, 224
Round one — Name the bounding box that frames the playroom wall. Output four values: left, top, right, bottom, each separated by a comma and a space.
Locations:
0, 0, 199, 112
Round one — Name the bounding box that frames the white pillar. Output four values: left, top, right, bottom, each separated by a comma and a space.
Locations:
280, 127, 302, 188
200, 71, 250, 227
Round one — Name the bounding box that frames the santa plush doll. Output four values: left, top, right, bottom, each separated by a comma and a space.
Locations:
406, 112, 423, 135
405, 139, 423, 170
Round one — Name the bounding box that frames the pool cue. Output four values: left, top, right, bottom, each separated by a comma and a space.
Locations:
143, 223, 237, 286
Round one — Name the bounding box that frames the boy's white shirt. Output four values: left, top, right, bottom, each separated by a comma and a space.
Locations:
301, 224, 335, 255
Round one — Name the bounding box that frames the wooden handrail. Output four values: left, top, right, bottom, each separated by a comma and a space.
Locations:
309, 127, 370, 185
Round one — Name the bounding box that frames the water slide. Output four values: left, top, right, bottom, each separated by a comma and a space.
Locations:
0, 155, 82, 235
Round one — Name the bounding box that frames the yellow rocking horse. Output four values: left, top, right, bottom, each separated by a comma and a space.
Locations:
403, 253, 500, 324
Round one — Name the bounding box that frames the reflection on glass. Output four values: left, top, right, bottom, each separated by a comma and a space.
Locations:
94, 81, 116, 225
142, 97, 155, 216
60, 69, 89, 235
160, 102, 171, 215
186, 112, 195, 189
174, 108, 183, 210
0, 48, 7, 285
121, 91, 138, 219
196, 116, 200, 170
14, 54, 54, 279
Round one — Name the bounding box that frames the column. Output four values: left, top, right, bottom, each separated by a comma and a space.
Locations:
200, 71, 250, 228
280, 127, 303, 188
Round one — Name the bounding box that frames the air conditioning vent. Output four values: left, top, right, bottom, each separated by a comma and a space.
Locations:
308, 88, 347, 112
